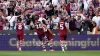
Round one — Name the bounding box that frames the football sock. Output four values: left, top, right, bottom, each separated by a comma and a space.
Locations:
61, 45, 64, 51
17, 41, 19, 48
41, 42, 46, 50
19, 42, 22, 50
49, 40, 53, 50
18, 47, 21, 51
64, 41, 67, 50
61, 41, 65, 51
16, 41, 22, 51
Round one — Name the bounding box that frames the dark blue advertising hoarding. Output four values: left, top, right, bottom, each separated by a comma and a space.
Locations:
0, 34, 100, 50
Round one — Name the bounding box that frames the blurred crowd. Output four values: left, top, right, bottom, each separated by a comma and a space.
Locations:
0, 0, 100, 34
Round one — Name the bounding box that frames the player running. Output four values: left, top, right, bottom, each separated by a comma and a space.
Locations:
42, 20, 54, 51
16, 17, 24, 51
57, 17, 70, 52
34, 15, 46, 51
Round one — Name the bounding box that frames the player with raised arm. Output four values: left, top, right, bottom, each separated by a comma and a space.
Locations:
42, 20, 54, 51
16, 17, 24, 51
57, 17, 71, 52
34, 15, 46, 51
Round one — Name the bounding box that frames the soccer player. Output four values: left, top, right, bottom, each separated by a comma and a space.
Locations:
42, 20, 54, 51
57, 17, 70, 52
16, 17, 24, 51
34, 16, 46, 51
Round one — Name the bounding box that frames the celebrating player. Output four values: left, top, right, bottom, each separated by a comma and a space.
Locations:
42, 20, 54, 51
34, 15, 46, 51
57, 17, 70, 52
16, 17, 24, 51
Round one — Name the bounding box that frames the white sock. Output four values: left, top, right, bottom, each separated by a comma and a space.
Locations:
61, 43, 65, 51
64, 41, 67, 47
62, 46, 64, 51
19, 47, 21, 51
64, 41, 67, 50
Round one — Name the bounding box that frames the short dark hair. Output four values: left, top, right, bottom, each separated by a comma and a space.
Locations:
42, 20, 46, 25
92, 21, 96, 27
34, 15, 39, 20
17, 17, 22, 22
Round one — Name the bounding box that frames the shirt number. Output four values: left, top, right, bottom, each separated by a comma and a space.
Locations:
60, 24, 64, 30
18, 25, 22, 30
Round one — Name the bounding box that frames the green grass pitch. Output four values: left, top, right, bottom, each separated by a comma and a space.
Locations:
0, 51, 100, 56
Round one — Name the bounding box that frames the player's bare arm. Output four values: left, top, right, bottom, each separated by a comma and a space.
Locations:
47, 28, 53, 35
65, 25, 71, 33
